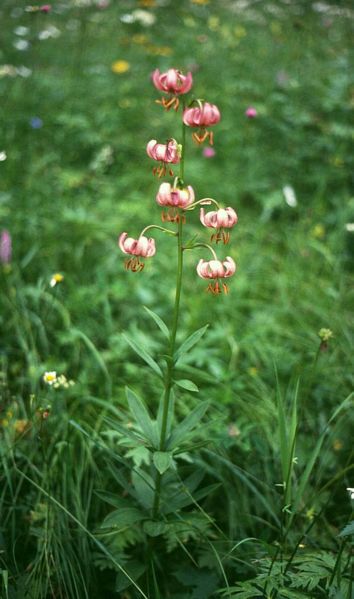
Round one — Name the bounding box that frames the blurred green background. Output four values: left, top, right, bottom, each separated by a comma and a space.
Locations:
1, 0, 353, 399
0, 0, 353, 597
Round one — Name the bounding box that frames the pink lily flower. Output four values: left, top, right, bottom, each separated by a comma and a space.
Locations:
40, 4, 51, 12
245, 106, 257, 118
146, 138, 180, 177
118, 232, 156, 272
197, 256, 236, 294
200, 207, 238, 243
156, 182, 194, 209
183, 102, 221, 145
152, 68, 193, 95
152, 68, 193, 111
0, 230, 12, 264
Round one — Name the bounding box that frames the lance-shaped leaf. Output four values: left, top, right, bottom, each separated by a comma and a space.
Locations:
174, 324, 209, 363
166, 401, 210, 449
126, 387, 159, 447
143, 306, 170, 340
123, 333, 163, 377
174, 379, 199, 392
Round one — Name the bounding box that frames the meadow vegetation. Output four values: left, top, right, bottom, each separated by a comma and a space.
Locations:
0, 0, 353, 597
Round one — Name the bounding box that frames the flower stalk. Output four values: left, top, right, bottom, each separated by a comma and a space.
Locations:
118, 66, 238, 516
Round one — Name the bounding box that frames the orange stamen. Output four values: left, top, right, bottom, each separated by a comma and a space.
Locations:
125, 258, 145, 272
211, 230, 230, 244
156, 97, 180, 111
192, 129, 212, 145
206, 280, 230, 295
161, 209, 186, 224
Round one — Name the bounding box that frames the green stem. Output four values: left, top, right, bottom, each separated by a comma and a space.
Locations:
159, 217, 184, 451
152, 215, 184, 518
180, 101, 186, 183
152, 118, 187, 518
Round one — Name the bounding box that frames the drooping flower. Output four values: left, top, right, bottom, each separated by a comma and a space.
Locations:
156, 182, 194, 208
183, 102, 221, 144
197, 256, 236, 294
146, 138, 180, 177
156, 182, 195, 223
152, 68, 193, 110
200, 207, 238, 243
245, 106, 257, 118
118, 232, 156, 271
0, 230, 12, 264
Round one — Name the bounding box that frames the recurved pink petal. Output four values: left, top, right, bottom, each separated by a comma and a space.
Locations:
156, 182, 171, 206
180, 71, 193, 94
196, 257, 236, 279
152, 68, 193, 95
223, 256, 236, 277
146, 139, 158, 159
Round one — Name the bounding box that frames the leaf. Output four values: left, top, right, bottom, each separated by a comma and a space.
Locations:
125, 446, 151, 468
70, 327, 111, 392
94, 490, 132, 509
143, 306, 170, 340
293, 393, 353, 519
338, 520, 354, 537
123, 333, 163, 377
174, 324, 209, 362
174, 379, 199, 392
125, 387, 159, 447
100, 507, 145, 529
153, 451, 173, 475
163, 483, 221, 514
132, 469, 155, 509
116, 561, 146, 593
143, 520, 169, 537
166, 401, 210, 449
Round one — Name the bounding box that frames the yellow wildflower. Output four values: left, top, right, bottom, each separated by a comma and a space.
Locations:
247, 367, 258, 377
139, 0, 156, 6
145, 45, 173, 56
312, 224, 325, 239
132, 34, 149, 45
191, 0, 209, 4
111, 60, 130, 74
50, 273, 64, 287
333, 439, 343, 451
14, 419, 29, 434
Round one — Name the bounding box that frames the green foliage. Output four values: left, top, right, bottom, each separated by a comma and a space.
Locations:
0, 0, 353, 597
222, 551, 353, 598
